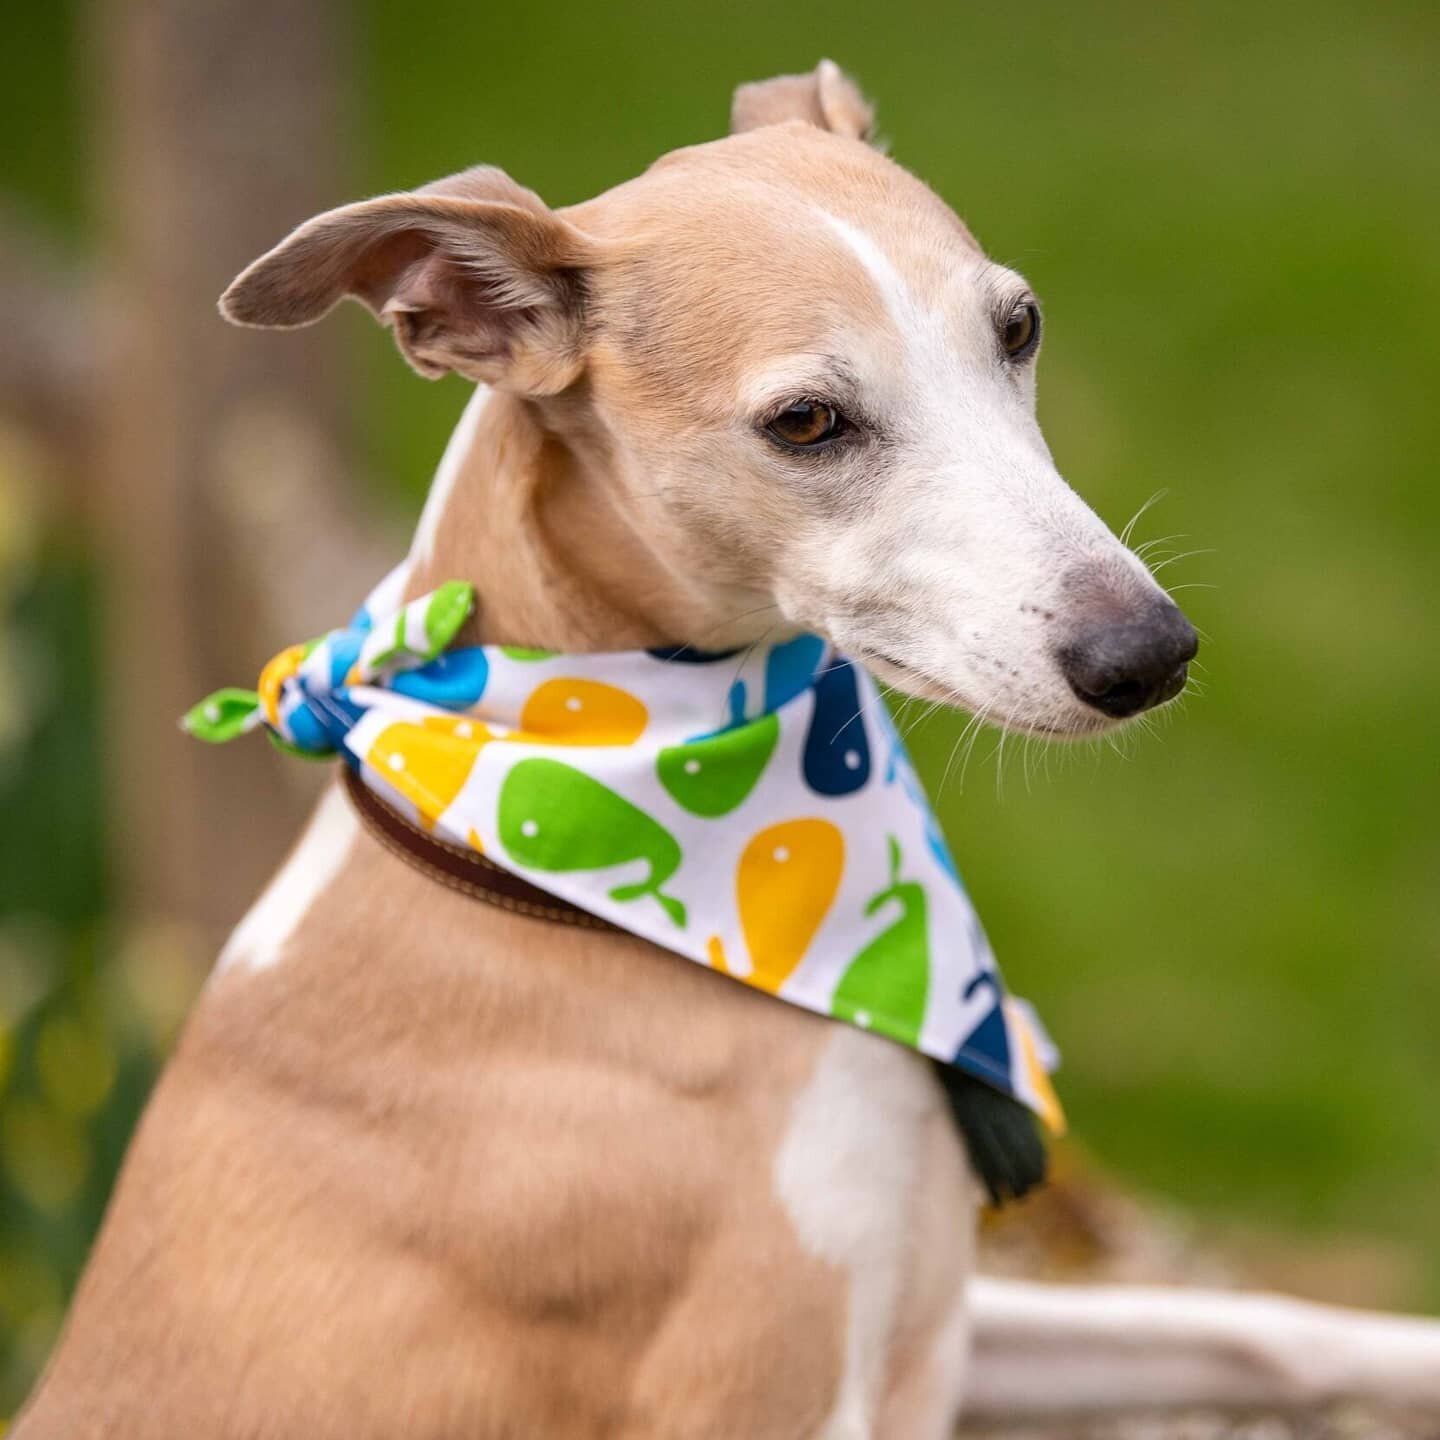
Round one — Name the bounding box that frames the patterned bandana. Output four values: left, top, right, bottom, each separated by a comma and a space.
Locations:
186, 566, 1063, 1130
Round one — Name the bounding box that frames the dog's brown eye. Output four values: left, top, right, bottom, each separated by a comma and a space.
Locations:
1001, 302, 1041, 359
767, 401, 846, 448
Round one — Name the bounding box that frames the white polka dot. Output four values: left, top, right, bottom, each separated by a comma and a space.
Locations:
684, 758, 702, 775
773, 846, 790, 863
455, 721, 474, 739
854, 1010, 871, 1028
520, 819, 539, 838
204, 702, 221, 724
844, 749, 861, 770
387, 752, 405, 772
565, 696, 583, 712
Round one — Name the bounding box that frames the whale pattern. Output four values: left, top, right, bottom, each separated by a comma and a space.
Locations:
724, 818, 844, 994
658, 714, 780, 817
390, 648, 490, 709
498, 758, 686, 928
802, 658, 872, 797
832, 837, 929, 1046
520, 677, 648, 746
365, 712, 497, 832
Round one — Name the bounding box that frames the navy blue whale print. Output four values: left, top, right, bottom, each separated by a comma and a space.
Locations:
802, 658, 872, 796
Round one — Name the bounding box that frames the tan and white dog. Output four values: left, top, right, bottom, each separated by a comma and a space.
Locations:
18, 62, 1440, 1439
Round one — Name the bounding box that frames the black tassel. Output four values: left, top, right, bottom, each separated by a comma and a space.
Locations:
932, 1062, 1047, 1206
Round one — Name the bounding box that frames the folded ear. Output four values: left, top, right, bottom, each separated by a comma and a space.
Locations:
731, 59, 875, 142
219, 166, 596, 395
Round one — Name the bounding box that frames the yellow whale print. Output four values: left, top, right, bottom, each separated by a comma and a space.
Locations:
365, 713, 498, 834
716, 819, 844, 993
520, 678, 648, 747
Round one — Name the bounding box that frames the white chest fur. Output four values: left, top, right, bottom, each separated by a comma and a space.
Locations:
773, 1027, 942, 1438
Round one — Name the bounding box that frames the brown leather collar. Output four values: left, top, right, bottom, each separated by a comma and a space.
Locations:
341, 765, 618, 932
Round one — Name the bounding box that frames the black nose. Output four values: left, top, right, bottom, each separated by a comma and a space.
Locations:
1056, 603, 1198, 719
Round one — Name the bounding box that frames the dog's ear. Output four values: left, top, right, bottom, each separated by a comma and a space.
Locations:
219, 166, 596, 395
731, 59, 875, 143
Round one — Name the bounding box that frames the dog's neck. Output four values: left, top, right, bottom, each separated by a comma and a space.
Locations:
404, 386, 749, 654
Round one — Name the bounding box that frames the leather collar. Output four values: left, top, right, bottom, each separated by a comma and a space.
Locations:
341, 765, 617, 933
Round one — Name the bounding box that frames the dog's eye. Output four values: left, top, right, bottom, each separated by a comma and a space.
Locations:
766, 401, 847, 449
1000, 302, 1041, 360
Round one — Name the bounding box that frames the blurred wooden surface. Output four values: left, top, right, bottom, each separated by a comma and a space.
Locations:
962, 1150, 1437, 1439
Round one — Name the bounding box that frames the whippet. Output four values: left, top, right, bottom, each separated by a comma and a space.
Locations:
17, 61, 1440, 1439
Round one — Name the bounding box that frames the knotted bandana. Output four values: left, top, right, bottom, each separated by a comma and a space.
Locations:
187, 566, 1063, 1129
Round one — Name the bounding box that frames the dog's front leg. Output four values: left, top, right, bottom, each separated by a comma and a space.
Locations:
959, 1276, 1440, 1423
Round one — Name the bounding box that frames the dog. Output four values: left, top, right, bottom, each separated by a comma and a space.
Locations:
17, 61, 1440, 1439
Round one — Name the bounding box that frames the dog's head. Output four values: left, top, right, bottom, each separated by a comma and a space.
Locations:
222, 61, 1195, 737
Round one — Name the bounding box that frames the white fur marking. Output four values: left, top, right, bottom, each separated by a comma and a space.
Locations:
774, 1027, 933, 1438
217, 785, 357, 974
817, 210, 923, 336
409, 384, 491, 568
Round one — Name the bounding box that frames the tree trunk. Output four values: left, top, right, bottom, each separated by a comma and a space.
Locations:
89, 0, 394, 946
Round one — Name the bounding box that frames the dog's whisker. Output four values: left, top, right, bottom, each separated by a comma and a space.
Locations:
1119, 488, 1170, 548
722, 621, 780, 715
937, 696, 994, 800
939, 699, 987, 799
690, 600, 782, 647
992, 726, 1013, 800
1133, 530, 1188, 560
899, 695, 946, 741
959, 704, 999, 796
1148, 547, 1217, 576
832, 683, 891, 744
1022, 732, 1040, 793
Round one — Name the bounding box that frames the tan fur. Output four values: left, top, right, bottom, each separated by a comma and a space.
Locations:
29, 822, 898, 1436
731, 59, 876, 142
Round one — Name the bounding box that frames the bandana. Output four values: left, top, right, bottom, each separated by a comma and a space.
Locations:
186, 566, 1063, 1130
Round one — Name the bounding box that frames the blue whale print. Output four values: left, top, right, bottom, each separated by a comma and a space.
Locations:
953, 968, 1012, 1085
390, 648, 490, 708
802, 658, 871, 796
764, 634, 827, 711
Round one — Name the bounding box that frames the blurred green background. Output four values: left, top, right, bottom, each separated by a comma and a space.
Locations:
1, 0, 1436, 1418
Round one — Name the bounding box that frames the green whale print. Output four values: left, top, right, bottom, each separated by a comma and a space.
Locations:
497, 757, 687, 928
831, 836, 929, 1046
657, 713, 779, 818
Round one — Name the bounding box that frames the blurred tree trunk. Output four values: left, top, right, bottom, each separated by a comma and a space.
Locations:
88, 0, 395, 948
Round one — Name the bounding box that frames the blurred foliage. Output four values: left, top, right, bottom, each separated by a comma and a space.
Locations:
1, 0, 1437, 1417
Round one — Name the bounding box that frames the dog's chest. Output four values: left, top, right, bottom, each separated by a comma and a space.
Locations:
773, 1026, 958, 1436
